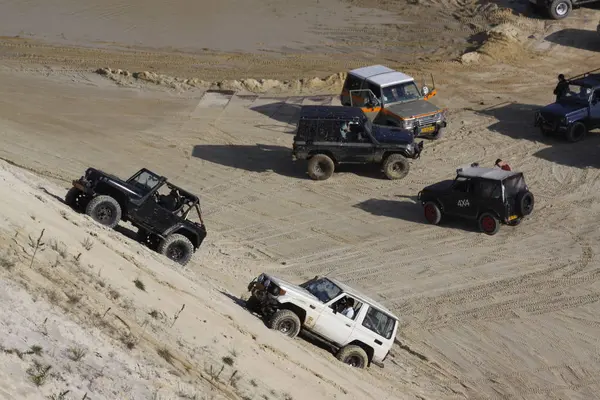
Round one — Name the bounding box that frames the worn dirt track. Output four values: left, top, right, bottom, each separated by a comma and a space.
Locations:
2, 1, 600, 399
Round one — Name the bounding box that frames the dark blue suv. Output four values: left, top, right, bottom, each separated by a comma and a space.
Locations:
534, 73, 600, 142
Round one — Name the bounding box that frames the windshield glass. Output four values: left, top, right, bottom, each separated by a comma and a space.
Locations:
301, 278, 342, 303
127, 170, 161, 196
381, 81, 421, 104
503, 174, 526, 198
561, 84, 592, 103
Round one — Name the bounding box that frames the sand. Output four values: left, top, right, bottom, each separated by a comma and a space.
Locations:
1, 0, 600, 398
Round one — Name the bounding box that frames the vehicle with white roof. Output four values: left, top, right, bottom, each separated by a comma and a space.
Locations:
417, 163, 535, 235
340, 65, 448, 140
245, 273, 399, 369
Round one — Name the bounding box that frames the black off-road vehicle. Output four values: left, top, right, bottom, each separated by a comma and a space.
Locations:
292, 105, 424, 181
65, 167, 207, 265
417, 164, 534, 235
534, 70, 600, 142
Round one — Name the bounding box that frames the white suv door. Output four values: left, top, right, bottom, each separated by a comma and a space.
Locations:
310, 294, 360, 346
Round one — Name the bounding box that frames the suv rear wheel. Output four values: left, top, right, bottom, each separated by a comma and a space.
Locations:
336, 345, 368, 368
382, 154, 410, 180
85, 195, 122, 229
267, 309, 301, 338
158, 233, 194, 266
478, 212, 500, 235
307, 154, 335, 181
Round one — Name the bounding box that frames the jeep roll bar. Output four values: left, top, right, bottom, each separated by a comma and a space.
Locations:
565, 67, 600, 83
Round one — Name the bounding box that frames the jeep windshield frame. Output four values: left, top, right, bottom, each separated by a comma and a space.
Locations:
300, 277, 343, 303
127, 169, 164, 197
381, 81, 422, 106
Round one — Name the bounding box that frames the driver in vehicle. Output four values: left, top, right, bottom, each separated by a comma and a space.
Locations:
339, 297, 355, 319
158, 188, 181, 212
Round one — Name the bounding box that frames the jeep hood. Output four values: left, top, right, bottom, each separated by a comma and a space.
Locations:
540, 101, 586, 117
422, 179, 453, 193
371, 125, 414, 144
386, 99, 440, 119
86, 168, 142, 197
266, 276, 319, 300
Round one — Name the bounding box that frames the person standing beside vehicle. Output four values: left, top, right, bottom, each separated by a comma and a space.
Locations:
495, 159, 512, 171
554, 74, 568, 102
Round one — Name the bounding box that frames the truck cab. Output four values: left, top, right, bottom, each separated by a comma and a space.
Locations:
340, 65, 448, 140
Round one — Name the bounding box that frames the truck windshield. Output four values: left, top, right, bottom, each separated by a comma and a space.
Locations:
301, 278, 342, 303
561, 84, 592, 104
381, 81, 421, 105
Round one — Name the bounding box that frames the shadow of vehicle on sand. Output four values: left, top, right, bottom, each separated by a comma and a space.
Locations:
544, 28, 600, 52
476, 102, 553, 142
250, 101, 302, 125
191, 144, 306, 179
532, 136, 600, 168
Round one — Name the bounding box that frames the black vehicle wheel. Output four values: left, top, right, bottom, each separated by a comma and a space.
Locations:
307, 154, 335, 181
245, 294, 261, 314
65, 187, 86, 212
158, 233, 194, 266
336, 345, 369, 369
508, 218, 522, 226
423, 201, 442, 225
431, 127, 445, 140
478, 212, 500, 236
85, 195, 122, 229
547, 0, 571, 19
382, 154, 410, 180
516, 191, 535, 216
566, 122, 586, 142
267, 309, 301, 338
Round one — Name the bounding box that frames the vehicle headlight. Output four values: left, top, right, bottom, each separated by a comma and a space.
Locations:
406, 143, 413, 152
402, 119, 415, 129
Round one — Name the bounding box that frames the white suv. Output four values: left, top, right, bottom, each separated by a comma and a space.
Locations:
246, 273, 399, 369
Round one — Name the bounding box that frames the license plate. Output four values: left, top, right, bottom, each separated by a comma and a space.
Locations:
420, 126, 435, 134
508, 215, 518, 221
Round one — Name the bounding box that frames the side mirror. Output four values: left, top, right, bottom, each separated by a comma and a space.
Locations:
422, 86, 429, 96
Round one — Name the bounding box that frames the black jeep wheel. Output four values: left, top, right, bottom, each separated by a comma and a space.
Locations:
516, 191, 535, 216
307, 154, 335, 181
566, 122, 586, 143
478, 212, 500, 235
547, 0, 571, 19
85, 195, 122, 229
336, 345, 369, 369
423, 201, 442, 225
158, 233, 194, 266
65, 187, 86, 212
382, 154, 410, 180
245, 294, 261, 314
267, 309, 301, 338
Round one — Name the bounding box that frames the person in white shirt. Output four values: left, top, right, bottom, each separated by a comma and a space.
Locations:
340, 297, 355, 319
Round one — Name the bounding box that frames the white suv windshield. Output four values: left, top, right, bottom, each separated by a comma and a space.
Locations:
362, 307, 396, 339
301, 278, 342, 303
381, 82, 421, 104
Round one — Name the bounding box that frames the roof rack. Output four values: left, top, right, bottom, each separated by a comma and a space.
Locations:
566, 67, 600, 83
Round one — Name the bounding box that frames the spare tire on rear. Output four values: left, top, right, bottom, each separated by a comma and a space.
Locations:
516, 191, 534, 216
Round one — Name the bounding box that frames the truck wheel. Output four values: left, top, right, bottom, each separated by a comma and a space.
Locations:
307, 154, 335, 181
336, 345, 368, 369
516, 191, 535, 216
85, 195, 122, 229
382, 154, 410, 180
431, 127, 445, 140
158, 233, 194, 266
478, 212, 500, 235
547, 0, 571, 19
267, 309, 301, 338
423, 201, 442, 225
65, 187, 85, 212
566, 122, 586, 142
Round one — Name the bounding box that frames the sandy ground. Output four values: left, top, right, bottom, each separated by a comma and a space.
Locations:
1, 0, 600, 399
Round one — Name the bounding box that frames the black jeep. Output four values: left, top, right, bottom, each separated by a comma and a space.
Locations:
417, 164, 534, 235
534, 71, 600, 142
292, 105, 424, 181
65, 167, 207, 265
